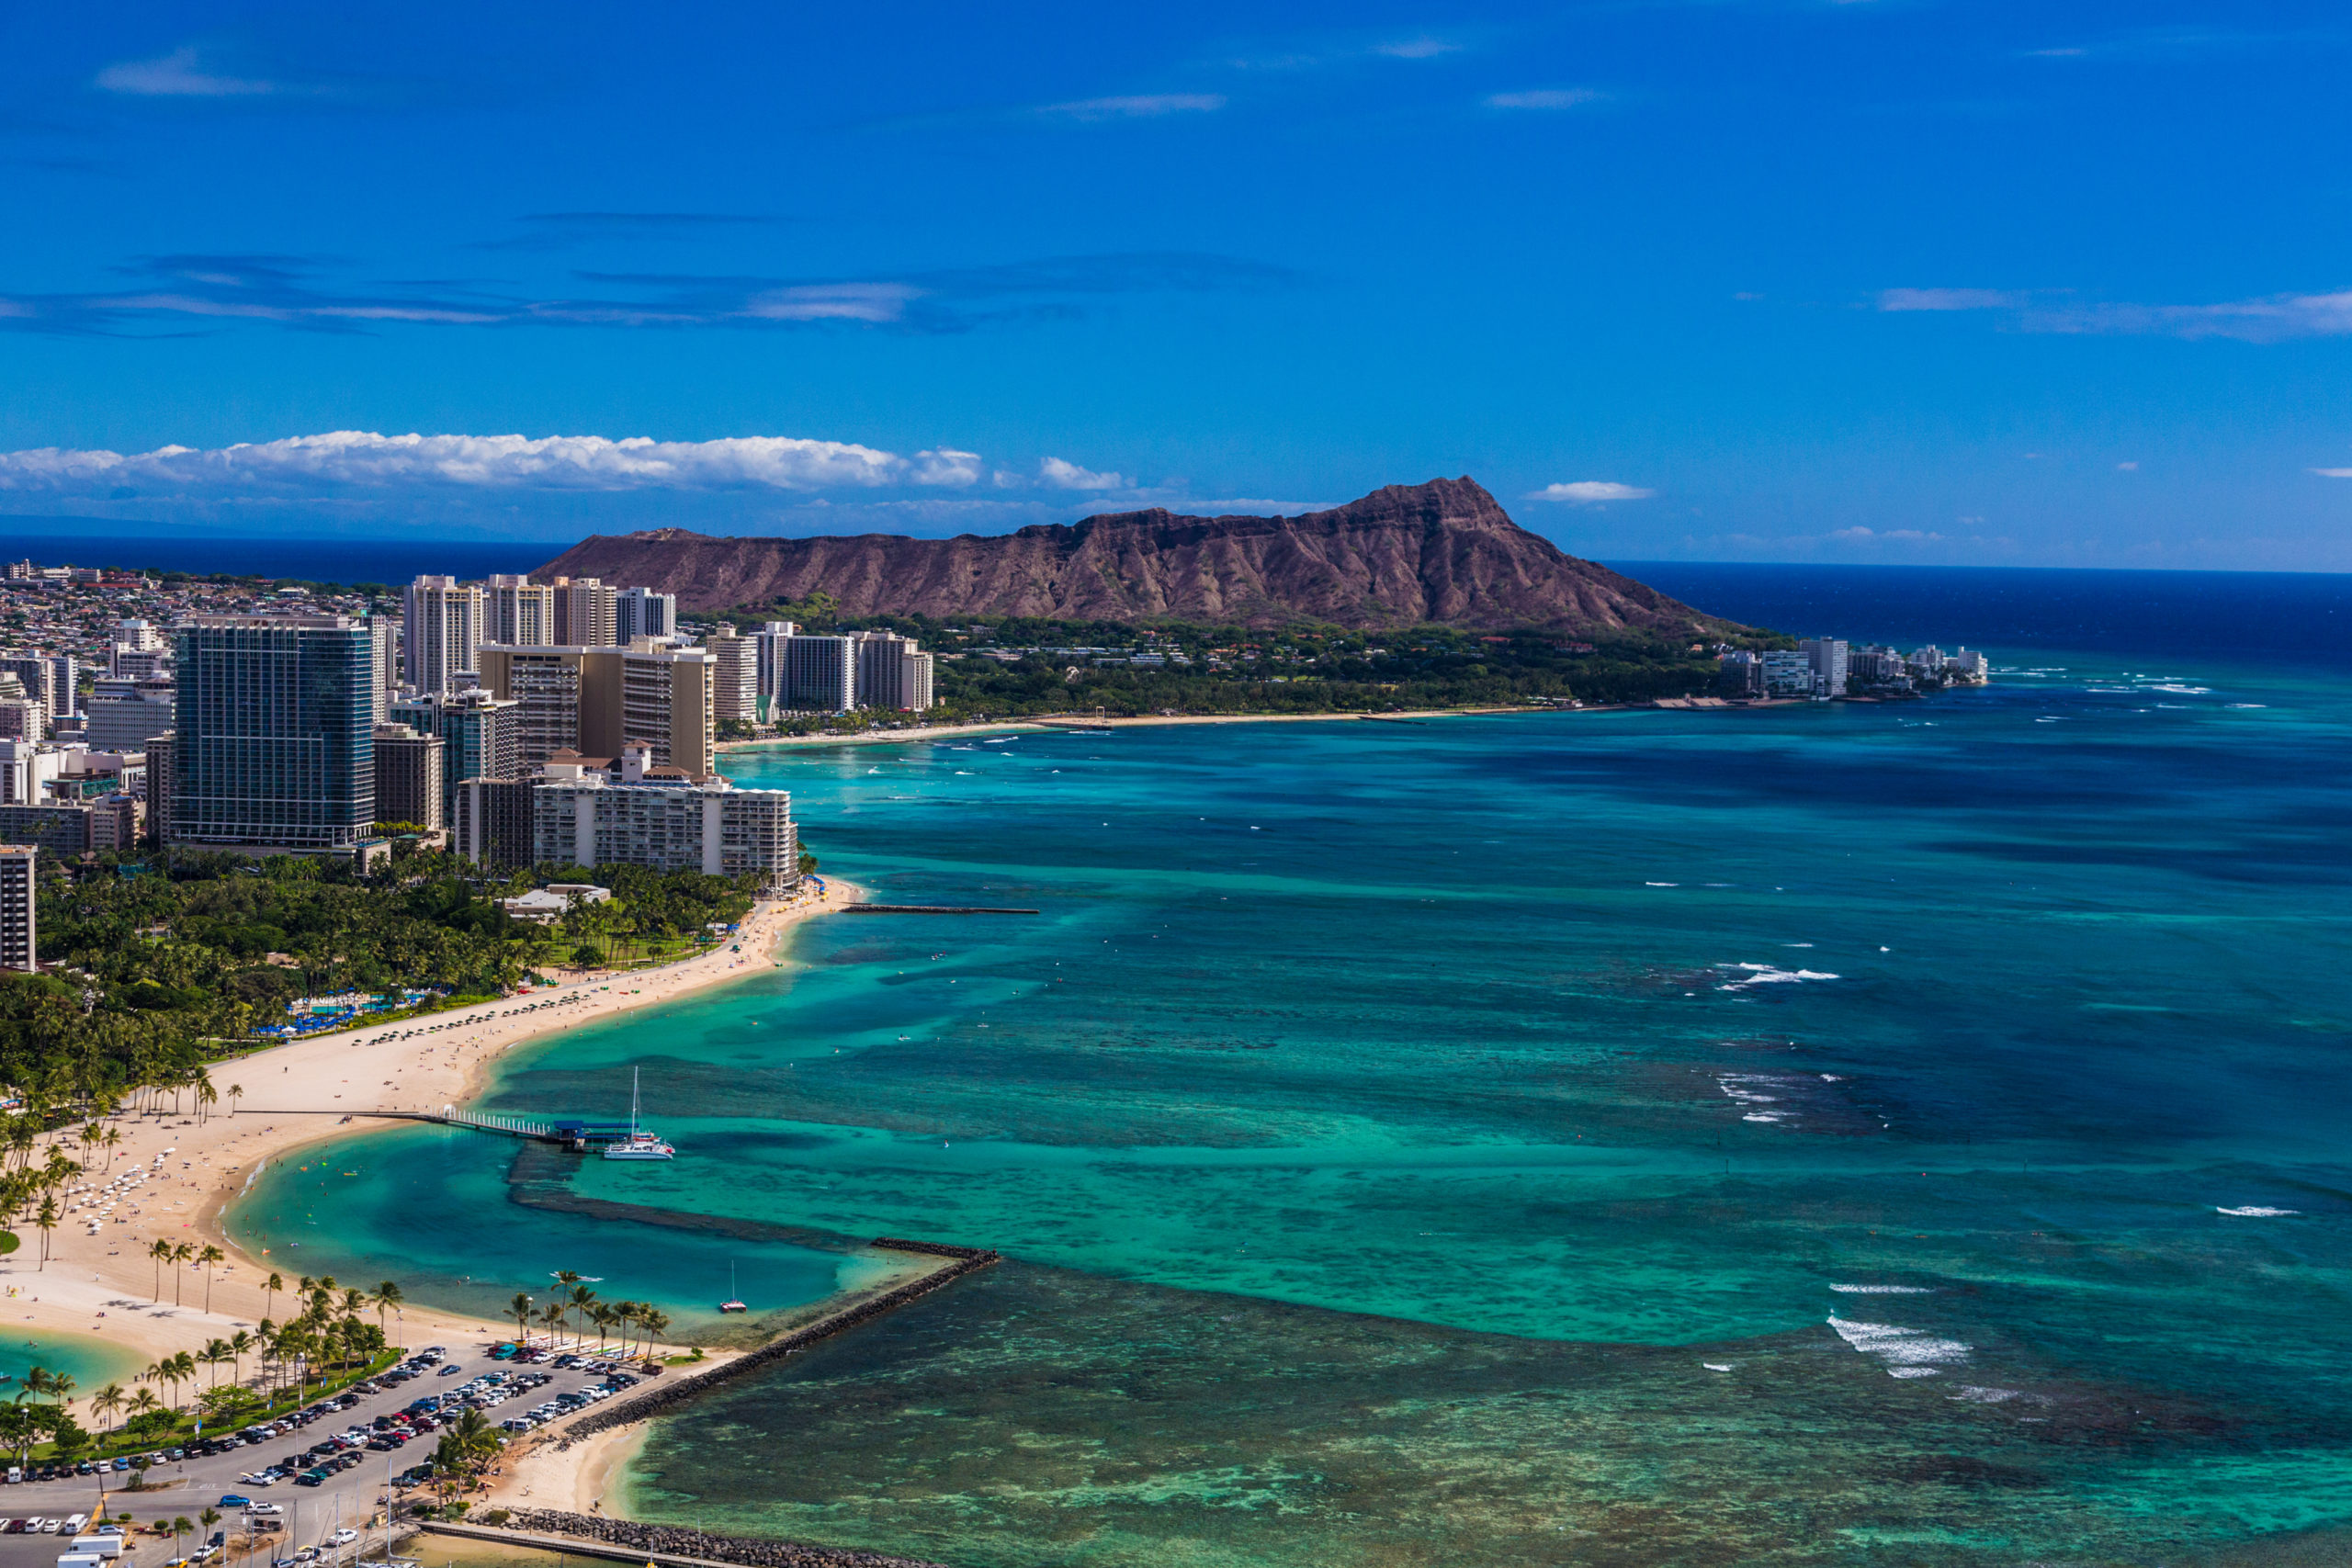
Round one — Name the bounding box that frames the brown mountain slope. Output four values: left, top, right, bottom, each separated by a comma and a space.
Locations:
534, 477, 1739, 636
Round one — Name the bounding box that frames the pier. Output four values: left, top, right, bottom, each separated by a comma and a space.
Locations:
243, 1107, 631, 1151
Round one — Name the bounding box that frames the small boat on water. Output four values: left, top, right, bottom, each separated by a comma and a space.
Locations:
603, 1068, 674, 1160
718, 1261, 748, 1313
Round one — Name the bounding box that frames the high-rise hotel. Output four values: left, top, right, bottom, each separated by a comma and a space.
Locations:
170, 615, 377, 854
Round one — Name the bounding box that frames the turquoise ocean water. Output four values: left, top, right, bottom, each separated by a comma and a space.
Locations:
233, 639, 2352, 1566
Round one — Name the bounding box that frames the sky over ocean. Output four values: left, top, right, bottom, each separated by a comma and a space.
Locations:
5, 4, 2352, 564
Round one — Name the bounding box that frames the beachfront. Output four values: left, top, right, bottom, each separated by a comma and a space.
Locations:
0, 878, 863, 1421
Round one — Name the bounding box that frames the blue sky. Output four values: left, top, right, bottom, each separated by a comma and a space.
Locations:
3, 1, 2349, 567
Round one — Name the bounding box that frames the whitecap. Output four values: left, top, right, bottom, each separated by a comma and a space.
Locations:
1718, 963, 1840, 989
1702, 1362, 1734, 1372
2143, 682, 2211, 694
1784, 942, 1815, 948
1951, 1385, 2021, 1404
2225, 703, 2267, 710
955, 770, 975, 775
1830, 1283, 1929, 1294
1645, 881, 1679, 887
1828, 1316, 1970, 1377
2215, 1205, 2299, 1217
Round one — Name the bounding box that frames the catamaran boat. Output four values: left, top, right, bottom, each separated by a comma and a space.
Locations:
718, 1261, 748, 1313
603, 1068, 674, 1160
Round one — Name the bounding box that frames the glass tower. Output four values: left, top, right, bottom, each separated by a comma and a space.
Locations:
171, 615, 375, 850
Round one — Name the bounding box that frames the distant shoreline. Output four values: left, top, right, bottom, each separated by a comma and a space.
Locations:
712, 699, 1868, 754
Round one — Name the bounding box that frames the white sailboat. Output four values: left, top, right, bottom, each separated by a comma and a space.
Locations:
603, 1067, 674, 1160
718, 1260, 747, 1313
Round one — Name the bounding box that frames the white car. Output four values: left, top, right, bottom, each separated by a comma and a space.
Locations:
245, 1505, 284, 1518
328, 1530, 358, 1547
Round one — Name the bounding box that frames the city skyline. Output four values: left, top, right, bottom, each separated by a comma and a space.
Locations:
4, 3, 2350, 569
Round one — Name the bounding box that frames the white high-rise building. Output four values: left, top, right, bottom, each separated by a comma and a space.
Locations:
853, 630, 935, 712
1798, 637, 1849, 698
616, 587, 677, 645
706, 626, 759, 724
752, 621, 797, 716
402, 576, 483, 694
528, 752, 798, 893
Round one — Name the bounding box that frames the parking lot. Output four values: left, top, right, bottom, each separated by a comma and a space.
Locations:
0, 1343, 645, 1568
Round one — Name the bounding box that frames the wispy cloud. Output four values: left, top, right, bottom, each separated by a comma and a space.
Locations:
1529, 481, 1654, 503
1372, 37, 1464, 60
1037, 457, 1132, 491
1878, 284, 2352, 341
2313, 468, 2352, 479
468, 212, 783, 253
1485, 88, 1601, 111
1877, 288, 2030, 312
1037, 94, 1226, 122
0, 431, 1016, 498
0, 251, 1296, 337
95, 45, 286, 97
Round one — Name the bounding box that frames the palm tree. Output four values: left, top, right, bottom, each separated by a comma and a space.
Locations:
264, 1271, 283, 1321
91, 1382, 125, 1435
201, 1339, 231, 1392
198, 1245, 225, 1313
228, 1329, 254, 1385
169, 1517, 191, 1561
149, 1239, 171, 1301
508, 1293, 534, 1346
198, 1509, 220, 1549
374, 1281, 403, 1346
171, 1241, 195, 1305
125, 1387, 159, 1425
638, 1307, 670, 1357
586, 1302, 614, 1352
537, 1302, 567, 1348
33, 1194, 55, 1269
226, 1085, 243, 1117
568, 1283, 597, 1340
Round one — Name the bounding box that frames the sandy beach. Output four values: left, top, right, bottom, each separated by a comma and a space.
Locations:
0, 876, 864, 1421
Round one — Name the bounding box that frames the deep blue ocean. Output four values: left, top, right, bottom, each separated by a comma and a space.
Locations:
220, 563, 2352, 1568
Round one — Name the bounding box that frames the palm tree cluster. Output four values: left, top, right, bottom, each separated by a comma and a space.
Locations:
506, 1273, 670, 1359
245, 1275, 393, 1401
0, 1367, 82, 1462
28, 852, 760, 1054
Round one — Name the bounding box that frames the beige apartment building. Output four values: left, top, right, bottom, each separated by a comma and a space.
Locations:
476, 640, 715, 777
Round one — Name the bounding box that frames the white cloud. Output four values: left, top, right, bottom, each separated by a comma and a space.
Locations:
910, 449, 983, 488
742, 283, 921, 323
1879, 284, 2352, 341
1037, 457, 1132, 490
2116, 461, 2140, 470
1832, 526, 1944, 542
1039, 94, 1226, 122
0, 431, 993, 495
2312, 467, 2352, 479
1877, 288, 2030, 312
1374, 37, 1462, 59
1528, 480, 1655, 503
1485, 88, 1600, 110
95, 45, 282, 97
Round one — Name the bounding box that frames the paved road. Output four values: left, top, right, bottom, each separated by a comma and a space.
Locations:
0, 1344, 635, 1568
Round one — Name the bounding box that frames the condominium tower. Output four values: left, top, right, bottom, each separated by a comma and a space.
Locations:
171, 615, 376, 852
